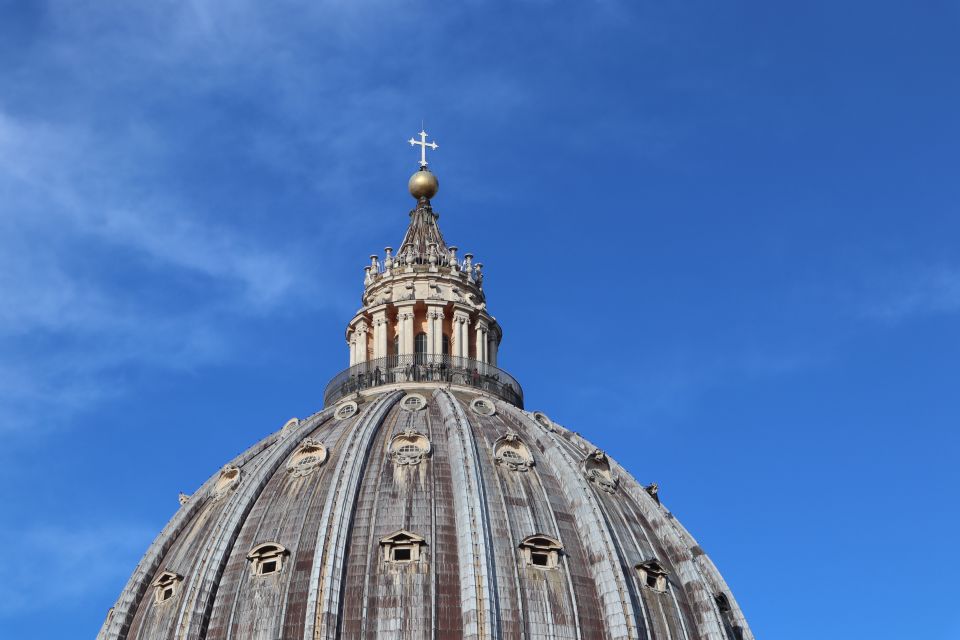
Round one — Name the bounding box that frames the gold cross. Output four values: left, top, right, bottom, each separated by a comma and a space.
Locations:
408, 129, 438, 167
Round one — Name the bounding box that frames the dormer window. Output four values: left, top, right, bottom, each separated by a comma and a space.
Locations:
247, 542, 289, 576
493, 431, 534, 472
152, 571, 182, 604
519, 534, 563, 570
636, 558, 669, 592
389, 428, 431, 465
380, 530, 426, 564
715, 593, 731, 612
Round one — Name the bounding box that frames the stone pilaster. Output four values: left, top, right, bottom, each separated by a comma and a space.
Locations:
426, 304, 445, 356
353, 320, 369, 364
452, 308, 471, 358
474, 317, 489, 364
371, 307, 388, 360
396, 303, 416, 357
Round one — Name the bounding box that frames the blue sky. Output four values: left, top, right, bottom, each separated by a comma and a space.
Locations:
1, 1, 958, 638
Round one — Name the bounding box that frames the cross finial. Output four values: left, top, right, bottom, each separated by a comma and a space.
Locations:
408, 129, 438, 168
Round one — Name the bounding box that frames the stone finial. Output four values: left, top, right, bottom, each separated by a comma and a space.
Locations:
645, 482, 660, 504
384, 247, 393, 270
363, 265, 372, 286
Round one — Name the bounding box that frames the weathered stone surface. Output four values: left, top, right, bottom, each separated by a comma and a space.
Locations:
99, 388, 752, 640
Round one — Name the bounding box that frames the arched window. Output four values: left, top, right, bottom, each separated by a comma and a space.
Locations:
392, 335, 399, 358
442, 334, 450, 356
247, 542, 289, 576
636, 558, 669, 592
519, 534, 563, 569
152, 571, 183, 604
414, 332, 427, 363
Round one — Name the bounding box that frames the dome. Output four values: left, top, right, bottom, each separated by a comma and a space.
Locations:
99, 134, 752, 640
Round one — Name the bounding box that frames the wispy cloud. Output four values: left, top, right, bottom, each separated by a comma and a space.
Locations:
0, 107, 310, 432
0, 1, 558, 431
863, 266, 960, 323
0, 522, 154, 617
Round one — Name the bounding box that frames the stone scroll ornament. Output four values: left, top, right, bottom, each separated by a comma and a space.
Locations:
210, 465, 241, 500
493, 430, 534, 472
390, 427, 432, 465
583, 449, 619, 494
286, 439, 329, 478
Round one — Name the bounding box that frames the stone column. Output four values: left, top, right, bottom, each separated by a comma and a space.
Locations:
475, 318, 489, 364
488, 336, 498, 367
426, 304, 445, 357
348, 334, 356, 366
354, 320, 369, 364
452, 309, 471, 359
371, 309, 388, 360
396, 304, 415, 358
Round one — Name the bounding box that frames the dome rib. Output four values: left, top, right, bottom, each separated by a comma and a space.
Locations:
436, 389, 502, 639
501, 403, 641, 639
304, 390, 402, 639
610, 456, 729, 639
173, 413, 328, 640
97, 426, 296, 640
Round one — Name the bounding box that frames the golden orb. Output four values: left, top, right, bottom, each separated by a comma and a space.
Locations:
408, 168, 439, 199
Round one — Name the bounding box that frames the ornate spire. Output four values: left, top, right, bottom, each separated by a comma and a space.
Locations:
402, 128, 444, 265
341, 130, 502, 385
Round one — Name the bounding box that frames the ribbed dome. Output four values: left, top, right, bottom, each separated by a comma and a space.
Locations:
98, 387, 751, 640
99, 139, 752, 640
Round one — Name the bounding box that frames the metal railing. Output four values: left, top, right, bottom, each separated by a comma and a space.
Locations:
323, 354, 523, 408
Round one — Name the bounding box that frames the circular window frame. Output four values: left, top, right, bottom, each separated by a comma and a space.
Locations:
334, 401, 359, 421
389, 429, 432, 465
211, 465, 241, 499
532, 411, 555, 431
286, 439, 329, 477
400, 393, 427, 412
470, 397, 496, 416
279, 417, 300, 438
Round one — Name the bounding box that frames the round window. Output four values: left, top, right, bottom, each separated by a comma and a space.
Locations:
470, 397, 496, 416
396, 443, 423, 457
500, 449, 524, 463
335, 401, 358, 420
400, 393, 427, 411
533, 412, 554, 431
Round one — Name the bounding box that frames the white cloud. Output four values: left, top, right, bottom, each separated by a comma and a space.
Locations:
0, 522, 154, 617
865, 266, 960, 323
0, 107, 311, 432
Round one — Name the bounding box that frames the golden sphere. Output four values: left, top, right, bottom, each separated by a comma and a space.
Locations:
408, 168, 439, 199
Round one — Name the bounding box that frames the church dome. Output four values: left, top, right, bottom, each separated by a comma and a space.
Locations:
99, 134, 752, 640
